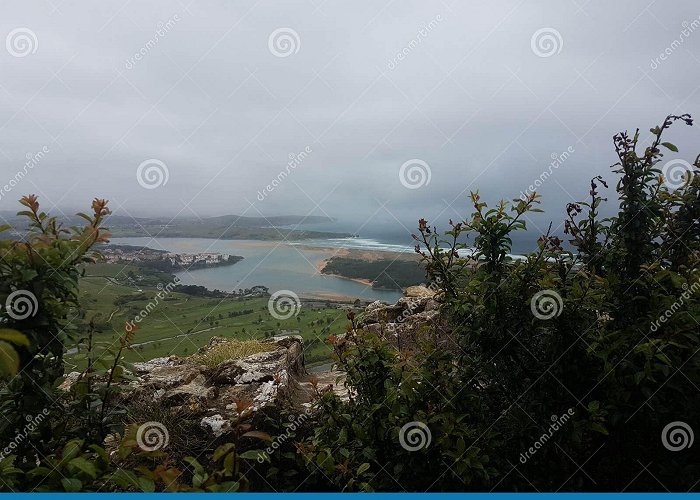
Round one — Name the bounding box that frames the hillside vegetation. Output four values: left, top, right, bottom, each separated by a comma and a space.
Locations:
321, 256, 426, 289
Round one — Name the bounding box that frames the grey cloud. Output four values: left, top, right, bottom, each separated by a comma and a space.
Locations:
0, 0, 698, 236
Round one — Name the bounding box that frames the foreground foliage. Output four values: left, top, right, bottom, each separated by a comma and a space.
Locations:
305, 115, 700, 491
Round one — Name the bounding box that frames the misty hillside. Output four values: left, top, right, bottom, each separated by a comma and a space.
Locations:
0, 212, 348, 241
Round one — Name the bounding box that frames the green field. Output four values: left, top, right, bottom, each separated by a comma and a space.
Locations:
68, 263, 353, 372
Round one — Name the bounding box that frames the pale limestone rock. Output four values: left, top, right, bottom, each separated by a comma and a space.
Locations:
59, 371, 81, 391
355, 286, 449, 351
404, 285, 437, 298
200, 414, 231, 437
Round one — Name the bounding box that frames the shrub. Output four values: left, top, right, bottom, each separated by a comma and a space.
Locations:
305, 114, 700, 491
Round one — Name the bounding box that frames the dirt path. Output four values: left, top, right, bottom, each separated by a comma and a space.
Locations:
106, 306, 120, 322
298, 370, 349, 402
130, 325, 219, 348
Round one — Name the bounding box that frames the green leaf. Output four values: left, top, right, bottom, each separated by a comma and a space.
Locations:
61, 477, 82, 492
61, 439, 84, 464
27, 466, 53, 478
213, 443, 235, 462
69, 457, 98, 479
357, 463, 370, 475
223, 451, 236, 474
0, 341, 20, 378
239, 449, 265, 460
88, 444, 109, 464
138, 477, 156, 492
590, 422, 609, 435
110, 469, 140, 489
661, 142, 678, 152
0, 329, 30, 347
241, 430, 273, 442
184, 456, 205, 476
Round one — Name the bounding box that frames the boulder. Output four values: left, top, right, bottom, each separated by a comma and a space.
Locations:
404, 285, 437, 298
200, 414, 232, 438
355, 286, 451, 351
360, 301, 404, 324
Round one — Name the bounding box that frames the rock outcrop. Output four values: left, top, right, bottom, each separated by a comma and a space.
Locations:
357, 285, 453, 350
132, 335, 308, 435
61, 336, 309, 438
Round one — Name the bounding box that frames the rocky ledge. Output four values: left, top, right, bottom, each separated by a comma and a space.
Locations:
357, 285, 452, 350
136, 336, 308, 437
62, 336, 314, 438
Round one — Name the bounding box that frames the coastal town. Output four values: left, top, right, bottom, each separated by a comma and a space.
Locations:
101, 243, 243, 271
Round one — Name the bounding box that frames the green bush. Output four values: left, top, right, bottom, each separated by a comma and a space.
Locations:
304, 114, 700, 491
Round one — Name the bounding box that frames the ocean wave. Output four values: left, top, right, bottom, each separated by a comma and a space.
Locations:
295, 237, 531, 260
292, 237, 415, 253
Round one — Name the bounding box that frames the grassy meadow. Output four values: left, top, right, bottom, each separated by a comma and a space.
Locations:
68, 262, 354, 371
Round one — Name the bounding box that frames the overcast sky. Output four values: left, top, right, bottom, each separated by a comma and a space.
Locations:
1, 0, 699, 236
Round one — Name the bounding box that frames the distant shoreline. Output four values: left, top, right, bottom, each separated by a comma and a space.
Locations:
107, 229, 353, 241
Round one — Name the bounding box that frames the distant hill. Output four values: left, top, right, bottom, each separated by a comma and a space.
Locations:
0, 212, 349, 241
200, 214, 335, 228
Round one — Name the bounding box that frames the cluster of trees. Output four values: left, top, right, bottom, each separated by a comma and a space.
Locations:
173, 284, 269, 298
322, 257, 426, 290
